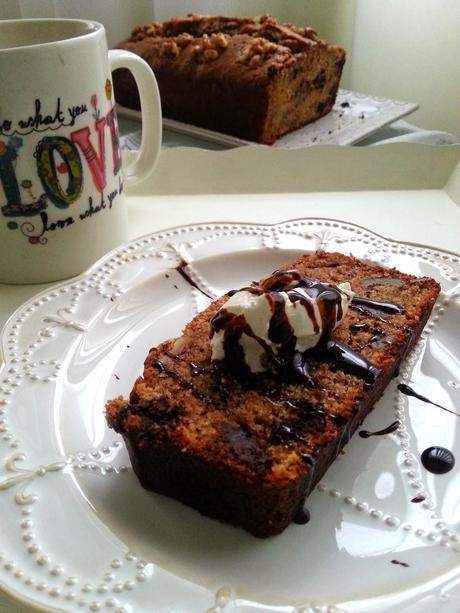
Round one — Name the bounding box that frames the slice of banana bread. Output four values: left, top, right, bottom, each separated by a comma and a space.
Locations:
106, 252, 440, 537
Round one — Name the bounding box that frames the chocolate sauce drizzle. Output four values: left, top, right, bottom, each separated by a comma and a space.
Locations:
143, 267, 455, 529
154, 272, 406, 464
350, 322, 369, 332
351, 296, 403, 315
261, 269, 345, 344
391, 559, 409, 568
358, 420, 400, 438
293, 454, 315, 525
349, 304, 407, 331
151, 359, 213, 405
349, 293, 411, 342
350, 321, 390, 349
293, 507, 311, 524
385, 387, 458, 477
172, 264, 406, 394
210, 269, 382, 386
175, 258, 214, 299
312, 340, 380, 384
211, 270, 346, 376
163, 350, 207, 377
397, 384, 460, 418
290, 351, 315, 386
272, 423, 309, 444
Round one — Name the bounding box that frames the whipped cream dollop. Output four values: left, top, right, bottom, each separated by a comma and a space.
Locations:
210, 269, 354, 376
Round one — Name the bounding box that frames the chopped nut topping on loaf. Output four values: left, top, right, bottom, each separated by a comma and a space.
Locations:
113, 14, 346, 143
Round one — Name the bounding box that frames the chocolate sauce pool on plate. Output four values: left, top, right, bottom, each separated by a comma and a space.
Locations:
396, 385, 458, 476
421, 447, 455, 474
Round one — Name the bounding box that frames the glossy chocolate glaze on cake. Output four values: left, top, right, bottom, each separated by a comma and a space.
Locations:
311, 340, 380, 383
351, 296, 403, 315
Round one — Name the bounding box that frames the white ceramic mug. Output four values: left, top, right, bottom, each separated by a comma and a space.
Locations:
0, 18, 161, 284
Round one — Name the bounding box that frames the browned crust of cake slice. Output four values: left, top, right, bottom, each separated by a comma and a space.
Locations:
106, 251, 440, 537
112, 14, 345, 144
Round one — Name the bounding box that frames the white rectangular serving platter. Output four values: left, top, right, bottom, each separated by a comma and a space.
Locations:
117, 89, 418, 149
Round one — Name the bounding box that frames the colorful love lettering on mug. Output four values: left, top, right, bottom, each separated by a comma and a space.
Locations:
34, 136, 83, 208
0, 18, 161, 284
0, 82, 124, 245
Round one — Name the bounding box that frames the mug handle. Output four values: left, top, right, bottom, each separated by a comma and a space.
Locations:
109, 49, 162, 185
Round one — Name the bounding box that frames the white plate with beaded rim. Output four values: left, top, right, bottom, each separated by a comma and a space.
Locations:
117, 89, 418, 149
1, 218, 460, 613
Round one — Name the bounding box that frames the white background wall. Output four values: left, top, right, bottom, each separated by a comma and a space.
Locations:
347, 0, 460, 136
0, 0, 155, 46
1, 0, 459, 136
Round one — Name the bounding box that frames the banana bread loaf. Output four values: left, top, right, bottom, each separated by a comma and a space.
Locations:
106, 252, 440, 537
112, 14, 346, 144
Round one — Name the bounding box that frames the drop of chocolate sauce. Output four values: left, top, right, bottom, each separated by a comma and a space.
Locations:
358, 420, 400, 438
421, 446, 455, 474
391, 559, 409, 568
293, 507, 311, 524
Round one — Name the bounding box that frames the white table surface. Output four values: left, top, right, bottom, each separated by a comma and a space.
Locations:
1, 148, 460, 613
